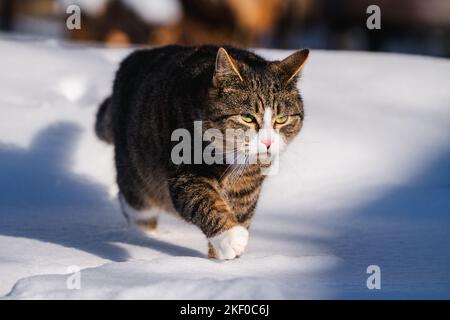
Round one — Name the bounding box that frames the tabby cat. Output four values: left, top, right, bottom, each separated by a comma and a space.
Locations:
95, 45, 309, 259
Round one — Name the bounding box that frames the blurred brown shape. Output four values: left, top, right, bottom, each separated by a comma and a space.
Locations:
340, 0, 450, 28
67, 0, 151, 46
2, 0, 448, 56
63, 0, 289, 47
180, 0, 287, 46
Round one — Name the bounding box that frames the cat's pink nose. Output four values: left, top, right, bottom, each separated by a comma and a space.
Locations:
261, 138, 273, 149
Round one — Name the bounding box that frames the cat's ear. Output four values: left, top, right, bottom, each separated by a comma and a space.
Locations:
213, 47, 243, 85
273, 49, 309, 84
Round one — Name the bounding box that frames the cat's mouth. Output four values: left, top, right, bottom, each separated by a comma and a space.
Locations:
248, 151, 275, 167
257, 151, 273, 161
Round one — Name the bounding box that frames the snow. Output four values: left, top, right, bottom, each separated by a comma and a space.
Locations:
0, 37, 449, 299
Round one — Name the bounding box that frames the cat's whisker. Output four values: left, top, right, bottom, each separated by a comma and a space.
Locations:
229, 153, 249, 183
219, 151, 245, 182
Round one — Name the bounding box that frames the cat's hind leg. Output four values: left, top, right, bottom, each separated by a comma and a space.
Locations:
208, 242, 217, 259
119, 193, 160, 235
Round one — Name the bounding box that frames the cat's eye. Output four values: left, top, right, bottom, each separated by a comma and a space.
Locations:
240, 114, 255, 123
275, 115, 288, 124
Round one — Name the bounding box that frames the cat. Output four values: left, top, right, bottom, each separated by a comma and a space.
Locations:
95, 45, 309, 259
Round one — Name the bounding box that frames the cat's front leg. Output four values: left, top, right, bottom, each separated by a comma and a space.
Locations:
169, 173, 249, 260
208, 216, 254, 259
207, 225, 249, 259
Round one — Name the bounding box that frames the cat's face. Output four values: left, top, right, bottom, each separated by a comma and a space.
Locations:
206, 48, 309, 163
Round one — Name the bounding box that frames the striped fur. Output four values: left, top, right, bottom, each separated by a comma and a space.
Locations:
96, 45, 308, 257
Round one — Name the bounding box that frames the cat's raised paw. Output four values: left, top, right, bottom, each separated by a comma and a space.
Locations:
209, 226, 249, 260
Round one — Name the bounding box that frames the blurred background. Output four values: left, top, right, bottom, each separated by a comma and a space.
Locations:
1, 0, 449, 57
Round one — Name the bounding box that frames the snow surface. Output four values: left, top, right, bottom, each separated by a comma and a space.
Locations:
0, 37, 449, 299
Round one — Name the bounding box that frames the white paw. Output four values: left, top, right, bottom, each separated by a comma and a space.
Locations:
209, 226, 249, 260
